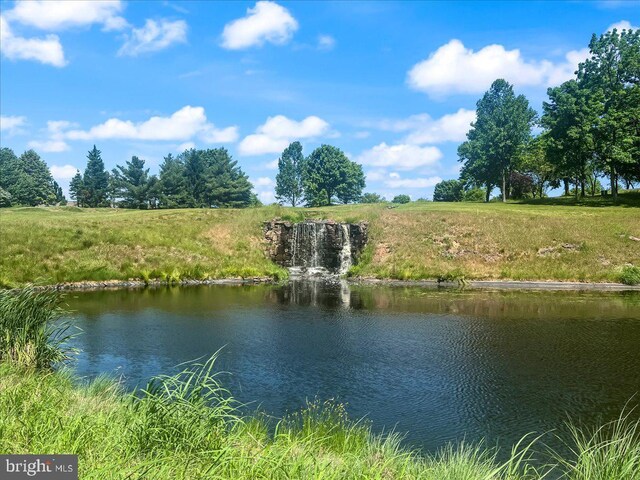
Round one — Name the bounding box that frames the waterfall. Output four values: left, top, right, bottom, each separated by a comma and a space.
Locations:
338, 224, 352, 275
264, 219, 367, 277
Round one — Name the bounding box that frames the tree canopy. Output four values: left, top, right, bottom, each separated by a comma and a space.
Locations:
275, 141, 305, 207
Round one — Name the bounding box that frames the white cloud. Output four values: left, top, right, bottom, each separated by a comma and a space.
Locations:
385, 176, 442, 189
177, 142, 195, 151
608, 20, 639, 31
357, 143, 442, 170
28, 140, 70, 152
252, 177, 274, 186
50, 164, 79, 181
354, 131, 370, 139
118, 19, 187, 56
0, 16, 66, 67
265, 159, 279, 169
221, 1, 298, 50
0, 115, 27, 134
376, 108, 476, 144
317, 34, 335, 51
256, 189, 276, 203
63, 106, 238, 143
407, 39, 590, 96
239, 115, 330, 155
5, 0, 127, 31
365, 169, 386, 182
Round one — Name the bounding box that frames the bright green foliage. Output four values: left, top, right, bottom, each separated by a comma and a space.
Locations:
68, 171, 85, 206
0, 287, 76, 369
433, 179, 464, 202
303, 145, 365, 206
519, 134, 560, 198
459, 79, 537, 202
620, 265, 640, 286
0, 187, 12, 207
0, 148, 57, 206
82, 145, 110, 207
462, 187, 486, 202
275, 141, 305, 206
392, 194, 411, 204
577, 28, 640, 201
111, 156, 152, 209
542, 80, 598, 198
360, 192, 386, 203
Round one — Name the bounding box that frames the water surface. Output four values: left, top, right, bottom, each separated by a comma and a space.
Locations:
63, 281, 640, 454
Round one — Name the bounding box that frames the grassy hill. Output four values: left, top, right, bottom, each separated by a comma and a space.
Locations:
1, 194, 639, 286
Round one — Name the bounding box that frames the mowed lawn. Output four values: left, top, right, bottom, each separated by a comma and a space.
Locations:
1, 196, 639, 286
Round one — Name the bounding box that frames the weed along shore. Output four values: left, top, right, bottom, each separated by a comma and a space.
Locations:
1, 198, 639, 288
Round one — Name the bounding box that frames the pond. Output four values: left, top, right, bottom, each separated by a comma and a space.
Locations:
63, 281, 640, 455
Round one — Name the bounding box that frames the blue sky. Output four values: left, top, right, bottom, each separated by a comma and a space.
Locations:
1, 1, 638, 202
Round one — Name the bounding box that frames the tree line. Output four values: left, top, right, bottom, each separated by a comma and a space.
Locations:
433, 27, 639, 203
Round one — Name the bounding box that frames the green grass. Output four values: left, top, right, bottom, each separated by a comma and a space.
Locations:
2, 358, 639, 479
1, 193, 639, 286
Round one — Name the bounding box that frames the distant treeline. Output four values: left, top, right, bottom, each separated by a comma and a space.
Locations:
432, 28, 639, 202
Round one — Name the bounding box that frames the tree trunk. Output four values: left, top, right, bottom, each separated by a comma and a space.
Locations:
610, 164, 617, 202
563, 178, 570, 196
501, 170, 507, 202
485, 183, 491, 203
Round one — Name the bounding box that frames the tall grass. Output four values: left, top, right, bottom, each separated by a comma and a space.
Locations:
0, 286, 76, 368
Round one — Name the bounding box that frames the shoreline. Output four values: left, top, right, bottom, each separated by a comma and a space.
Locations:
23, 276, 640, 291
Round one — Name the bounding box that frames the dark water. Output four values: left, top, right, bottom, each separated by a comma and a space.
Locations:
63, 281, 640, 454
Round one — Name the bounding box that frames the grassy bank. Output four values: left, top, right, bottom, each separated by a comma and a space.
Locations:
1, 194, 639, 286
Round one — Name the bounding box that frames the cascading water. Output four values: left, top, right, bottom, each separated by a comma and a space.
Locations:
264, 219, 368, 277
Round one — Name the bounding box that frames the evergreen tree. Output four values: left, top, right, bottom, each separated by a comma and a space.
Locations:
458, 79, 537, 202
52, 180, 67, 205
158, 153, 189, 208
303, 145, 365, 206
111, 156, 151, 209
69, 171, 85, 206
275, 141, 305, 206
83, 145, 110, 207
0, 149, 56, 206
201, 148, 253, 208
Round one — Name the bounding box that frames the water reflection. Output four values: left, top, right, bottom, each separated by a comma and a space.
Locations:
63, 282, 640, 455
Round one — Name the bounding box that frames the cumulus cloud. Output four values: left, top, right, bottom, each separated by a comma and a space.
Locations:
62, 106, 238, 143
385, 175, 442, 189
177, 142, 195, 151
239, 115, 330, 156
4, 0, 127, 31
408, 39, 589, 96
375, 108, 476, 144
252, 177, 274, 186
265, 159, 279, 169
118, 19, 187, 56
28, 140, 70, 152
0, 16, 66, 67
356, 143, 442, 170
221, 1, 298, 50
0, 115, 27, 134
608, 20, 639, 31
50, 164, 79, 181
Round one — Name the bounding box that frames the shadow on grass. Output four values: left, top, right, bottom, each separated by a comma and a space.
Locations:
517, 190, 640, 208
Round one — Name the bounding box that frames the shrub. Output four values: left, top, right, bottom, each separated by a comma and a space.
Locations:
433, 180, 463, 202
392, 194, 411, 204
620, 265, 640, 286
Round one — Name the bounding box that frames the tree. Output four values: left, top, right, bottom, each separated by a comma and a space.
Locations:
0, 187, 12, 207
303, 145, 365, 206
542, 80, 597, 198
360, 192, 386, 203
0, 149, 56, 206
69, 171, 85, 206
82, 146, 110, 207
433, 179, 464, 202
158, 154, 188, 208
111, 156, 151, 209
275, 141, 304, 206
201, 148, 253, 208
458, 79, 537, 202
392, 194, 411, 204
577, 28, 640, 201
52, 180, 66, 205
519, 134, 560, 198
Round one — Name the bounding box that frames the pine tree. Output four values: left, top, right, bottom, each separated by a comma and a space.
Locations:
111, 156, 151, 209
0, 149, 56, 206
275, 141, 304, 206
158, 153, 189, 208
83, 145, 110, 207
69, 171, 85, 206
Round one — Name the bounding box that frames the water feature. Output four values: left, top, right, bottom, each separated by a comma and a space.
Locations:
63, 281, 640, 455
264, 219, 367, 275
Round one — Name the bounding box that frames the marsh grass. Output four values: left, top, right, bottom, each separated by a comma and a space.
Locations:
2, 356, 639, 479
0, 286, 77, 368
